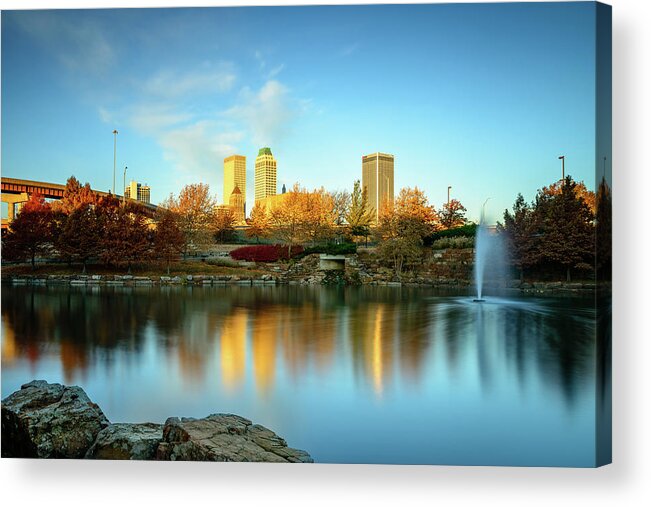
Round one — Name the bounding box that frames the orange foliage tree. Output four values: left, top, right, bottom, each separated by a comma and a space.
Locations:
2, 193, 54, 268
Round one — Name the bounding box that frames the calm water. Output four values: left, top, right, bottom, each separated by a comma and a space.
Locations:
1, 284, 598, 466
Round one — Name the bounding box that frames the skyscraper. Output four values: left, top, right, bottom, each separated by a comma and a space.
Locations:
124, 180, 151, 204
223, 155, 246, 213
254, 147, 277, 202
229, 185, 245, 225
362, 152, 394, 221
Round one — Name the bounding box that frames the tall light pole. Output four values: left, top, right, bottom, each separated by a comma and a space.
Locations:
558, 155, 565, 181
481, 197, 491, 224
447, 186, 452, 206
123, 166, 128, 205
112, 129, 118, 195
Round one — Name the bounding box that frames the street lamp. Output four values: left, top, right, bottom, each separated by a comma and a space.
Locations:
447, 186, 452, 206
123, 166, 128, 205
558, 155, 565, 181
112, 129, 118, 195
481, 197, 491, 224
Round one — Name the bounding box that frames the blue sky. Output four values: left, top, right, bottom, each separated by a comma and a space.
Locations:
1, 2, 599, 222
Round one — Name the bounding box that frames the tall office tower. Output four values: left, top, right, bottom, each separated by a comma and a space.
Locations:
254, 147, 277, 202
124, 180, 151, 204
229, 186, 245, 225
362, 152, 394, 221
223, 155, 246, 213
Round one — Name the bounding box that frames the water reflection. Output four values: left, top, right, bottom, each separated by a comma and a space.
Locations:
1, 285, 597, 465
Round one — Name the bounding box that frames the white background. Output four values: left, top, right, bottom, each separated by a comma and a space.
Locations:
1, 0, 649, 505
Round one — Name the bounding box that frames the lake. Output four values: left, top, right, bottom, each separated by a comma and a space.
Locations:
1, 284, 598, 466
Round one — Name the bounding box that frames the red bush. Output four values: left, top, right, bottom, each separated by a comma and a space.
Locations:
230, 244, 304, 262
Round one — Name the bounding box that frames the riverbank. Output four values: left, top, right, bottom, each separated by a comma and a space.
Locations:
1, 380, 313, 462
1, 250, 598, 294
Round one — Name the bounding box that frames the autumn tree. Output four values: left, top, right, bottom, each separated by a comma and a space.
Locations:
213, 207, 236, 244
535, 176, 595, 282
53, 176, 98, 215
540, 178, 596, 215
57, 203, 102, 273
375, 187, 439, 277
595, 176, 612, 282
269, 184, 307, 256
153, 209, 185, 274
164, 183, 216, 256
345, 180, 375, 244
2, 193, 54, 268
439, 199, 468, 230
302, 187, 337, 245
246, 202, 271, 243
98, 196, 151, 273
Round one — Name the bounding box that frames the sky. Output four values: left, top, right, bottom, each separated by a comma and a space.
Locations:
1, 2, 601, 223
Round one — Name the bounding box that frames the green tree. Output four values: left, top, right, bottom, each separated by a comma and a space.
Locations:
498, 193, 538, 281
345, 180, 374, 244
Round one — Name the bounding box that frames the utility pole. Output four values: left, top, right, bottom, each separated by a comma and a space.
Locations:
113, 130, 118, 194
558, 155, 565, 181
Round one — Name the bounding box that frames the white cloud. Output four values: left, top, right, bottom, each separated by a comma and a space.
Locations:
267, 64, 285, 79
129, 104, 192, 135
143, 64, 236, 98
224, 80, 296, 147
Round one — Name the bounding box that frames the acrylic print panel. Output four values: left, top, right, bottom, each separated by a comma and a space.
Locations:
0, 1, 612, 467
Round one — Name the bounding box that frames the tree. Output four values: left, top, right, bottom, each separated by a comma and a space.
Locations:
269, 184, 307, 256
302, 187, 337, 245
53, 176, 98, 215
331, 189, 351, 227
345, 180, 374, 244
153, 209, 185, 274
213, 207, 236, 244
57, 203, 102, 273
246, 202, 271, 243
165, 183, 216, 256
98, 196, 151, 273
2, 193, 54, 268
540, 178, 596, 215
498, 193, 538, 281
536, 176, 595, 282
595, 176, 612, 282
375, 187, 439, 277
439, 199, 467, 230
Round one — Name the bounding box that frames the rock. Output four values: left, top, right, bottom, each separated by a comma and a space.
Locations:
85, 423, 163, 460
156, 414, 313, 463
1, 380, 109, 458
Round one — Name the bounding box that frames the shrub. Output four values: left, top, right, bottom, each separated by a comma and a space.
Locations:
426, 223, 477, 245
431, 236, 475, 250
230, 244, 304, 262
296, 242, 357, 258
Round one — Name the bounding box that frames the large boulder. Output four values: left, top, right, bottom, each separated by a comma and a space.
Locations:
85, 423, 163, 460
1, 380, 109, 458
156, 414, 313, 463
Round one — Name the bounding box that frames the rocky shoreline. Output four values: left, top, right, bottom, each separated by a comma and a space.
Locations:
1, 251, 598, 294
1, 380, 313, 462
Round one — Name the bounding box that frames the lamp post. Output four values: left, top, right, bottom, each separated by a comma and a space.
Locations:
447, 186, 452, 207
123, 166, 127, 205
481, 197, 491, 224
112, 129, 118, 194
558, 155, 565, 181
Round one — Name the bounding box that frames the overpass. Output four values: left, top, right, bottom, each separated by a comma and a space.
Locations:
1, 177, 158, 228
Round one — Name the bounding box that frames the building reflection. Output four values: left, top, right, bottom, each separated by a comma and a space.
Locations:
1, 285, 596, 412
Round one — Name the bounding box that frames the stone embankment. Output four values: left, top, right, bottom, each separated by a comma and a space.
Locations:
1, 251, 597, 293
1, 380, 313, 462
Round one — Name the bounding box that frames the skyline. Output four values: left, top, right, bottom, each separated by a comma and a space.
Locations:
2, 3, 602, 223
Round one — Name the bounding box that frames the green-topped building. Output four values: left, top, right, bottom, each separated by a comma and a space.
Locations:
255, 147, 277, 203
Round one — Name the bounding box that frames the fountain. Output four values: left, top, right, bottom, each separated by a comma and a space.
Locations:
473, 200, 507, 302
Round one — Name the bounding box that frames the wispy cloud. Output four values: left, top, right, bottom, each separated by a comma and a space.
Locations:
143, 63, 236, 98
340, 43, 360, 57
224, 80, 296, 147
267, 64, 285, 79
